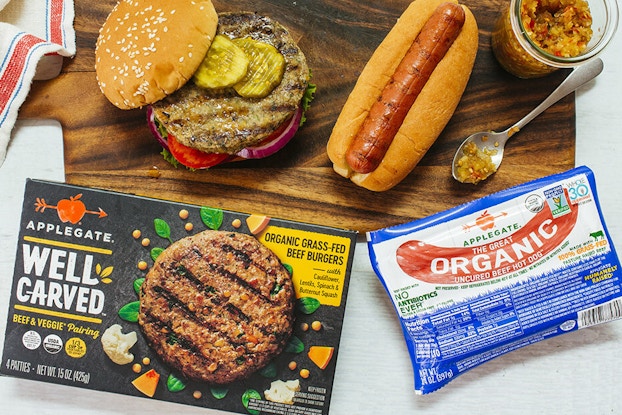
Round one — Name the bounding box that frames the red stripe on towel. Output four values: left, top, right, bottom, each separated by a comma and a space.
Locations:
48, 0, 66, 46
0, 34, 45, 116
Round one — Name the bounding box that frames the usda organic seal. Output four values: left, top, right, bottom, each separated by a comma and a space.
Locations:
43, 334, 63, 354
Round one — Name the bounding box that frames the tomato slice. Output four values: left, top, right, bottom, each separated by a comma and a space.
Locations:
167, 134, 231, 169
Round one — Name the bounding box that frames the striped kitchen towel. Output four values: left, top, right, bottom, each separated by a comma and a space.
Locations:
0, 0, 76, 166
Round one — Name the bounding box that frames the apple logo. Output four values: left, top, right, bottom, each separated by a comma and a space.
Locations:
475, 210, 495, 231
56, 194, 87, 224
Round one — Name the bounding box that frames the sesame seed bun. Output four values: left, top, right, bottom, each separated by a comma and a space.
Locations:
95, 0, 218, 109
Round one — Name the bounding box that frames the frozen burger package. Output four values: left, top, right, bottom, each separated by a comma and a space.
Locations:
1, 179, 357, 415
367, 166, 622, 394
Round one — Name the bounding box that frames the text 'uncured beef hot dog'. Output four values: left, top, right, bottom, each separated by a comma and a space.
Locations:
327, 0, 479, 191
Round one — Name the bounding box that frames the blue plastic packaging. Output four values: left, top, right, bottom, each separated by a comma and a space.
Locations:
367, 166, 622, 394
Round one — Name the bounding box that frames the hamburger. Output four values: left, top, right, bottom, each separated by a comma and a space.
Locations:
95, 0, 315, 169
138, 230, 296, 384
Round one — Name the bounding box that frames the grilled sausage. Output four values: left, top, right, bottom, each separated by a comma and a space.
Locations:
345, 3, 466, 174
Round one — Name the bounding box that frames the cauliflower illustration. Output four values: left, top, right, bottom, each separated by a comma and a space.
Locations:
101, 324, 138, 365
264, 379, 300, 405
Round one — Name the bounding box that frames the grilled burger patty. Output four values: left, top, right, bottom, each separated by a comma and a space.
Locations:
138, 230, 295, 384
150, 12, 310, 154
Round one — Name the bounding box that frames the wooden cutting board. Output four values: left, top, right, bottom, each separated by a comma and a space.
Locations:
18, 0, 575, 233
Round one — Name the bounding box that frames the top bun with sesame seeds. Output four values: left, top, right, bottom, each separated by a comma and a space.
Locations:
95, 0, 218, 110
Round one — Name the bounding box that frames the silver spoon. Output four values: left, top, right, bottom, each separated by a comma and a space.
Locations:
452, 57, 604, 184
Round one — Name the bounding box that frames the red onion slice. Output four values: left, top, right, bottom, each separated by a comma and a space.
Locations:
236, 106, 302, 159
146, 106, 169, 150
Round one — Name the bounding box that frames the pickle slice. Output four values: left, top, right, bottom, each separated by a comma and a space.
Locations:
232, 37, 285, 98
193, 35, 249, 89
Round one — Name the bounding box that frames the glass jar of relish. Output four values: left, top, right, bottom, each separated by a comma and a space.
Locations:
492, 0, 618, 78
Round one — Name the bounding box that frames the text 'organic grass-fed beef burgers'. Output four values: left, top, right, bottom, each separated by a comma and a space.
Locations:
95, 0, 315, 169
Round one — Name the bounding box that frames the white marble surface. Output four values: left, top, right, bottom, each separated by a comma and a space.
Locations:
1, 29, 621, 415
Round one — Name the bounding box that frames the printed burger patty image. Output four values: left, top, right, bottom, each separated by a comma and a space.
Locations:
138, 230, 295, 384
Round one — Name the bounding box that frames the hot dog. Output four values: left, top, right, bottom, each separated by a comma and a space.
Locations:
327, 0, 479, 191
345, 3, 466, 174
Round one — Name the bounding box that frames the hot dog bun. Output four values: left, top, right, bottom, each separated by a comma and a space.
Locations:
326, 0, 478, 191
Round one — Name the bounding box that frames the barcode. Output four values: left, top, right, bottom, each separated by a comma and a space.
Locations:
578, 298, 622, 329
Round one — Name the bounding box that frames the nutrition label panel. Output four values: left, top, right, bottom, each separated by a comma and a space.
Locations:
411, 291, 523, 361
410, 256, 622, 362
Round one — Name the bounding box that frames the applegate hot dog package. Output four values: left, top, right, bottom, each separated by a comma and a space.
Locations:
367, 166, 622, 394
